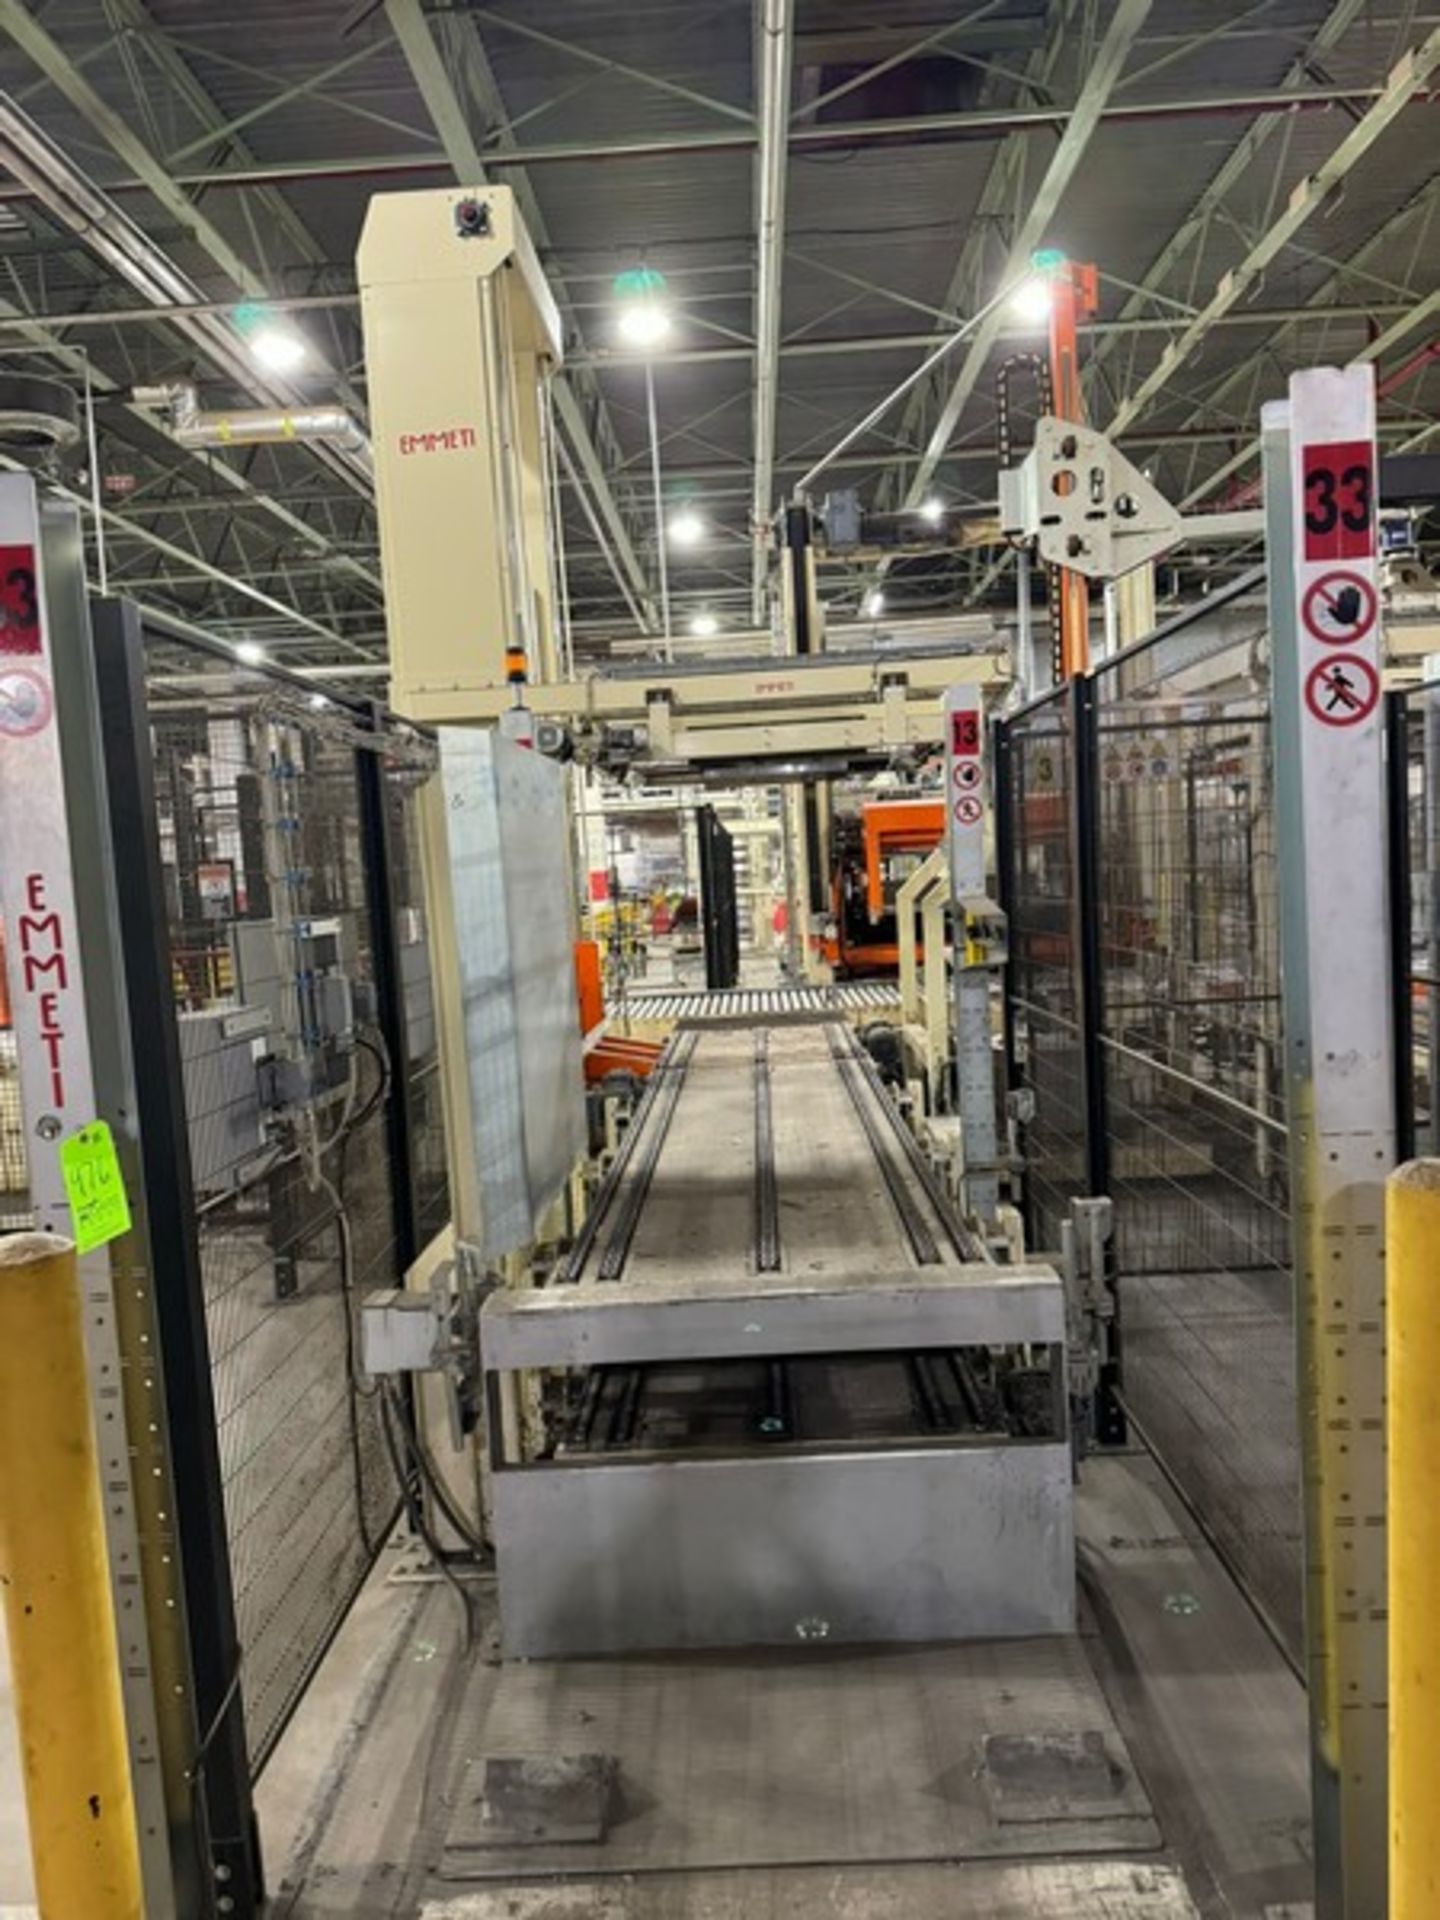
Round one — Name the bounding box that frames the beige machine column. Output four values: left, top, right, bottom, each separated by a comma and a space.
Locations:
358, 186, 565, 715
359, 185, 570, 1252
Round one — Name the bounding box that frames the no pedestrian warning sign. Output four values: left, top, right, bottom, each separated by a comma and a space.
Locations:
1304, 653, 1379, 728
1302, 569, 1377, 646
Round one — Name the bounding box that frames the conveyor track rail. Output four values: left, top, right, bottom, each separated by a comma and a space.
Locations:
560, 1030, 698, 1284
823, 1023, 941, 1267
753, 1030, 782, 1275
597, 1029, 700, 1281
832, 1023, 987, 1264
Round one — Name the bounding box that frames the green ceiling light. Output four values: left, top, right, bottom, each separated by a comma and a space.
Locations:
233, 299, 305, 374
614, 265, 672, 349
1012, 252, 1066, 328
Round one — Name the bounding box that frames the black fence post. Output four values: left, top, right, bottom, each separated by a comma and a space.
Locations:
992, 712, 1020, 1104
357, 706, 420, 1276
90, 600, 264, 1918
1069, 674, 1110, 1201
1069, 671, 1124, 1442
1386, 687, 1417, 1165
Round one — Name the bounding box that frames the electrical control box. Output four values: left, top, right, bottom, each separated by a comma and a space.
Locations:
178, 1004, 272, 1194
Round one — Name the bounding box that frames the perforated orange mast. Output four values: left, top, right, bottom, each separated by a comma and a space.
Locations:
1046, 257, 1099, 679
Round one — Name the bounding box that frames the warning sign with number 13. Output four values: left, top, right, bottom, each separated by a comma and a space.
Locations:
1303, 440, 1373, 562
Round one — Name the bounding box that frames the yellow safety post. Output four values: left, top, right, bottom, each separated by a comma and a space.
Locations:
0, 1231, 144, 1918
1388, 1160, 1440, 1918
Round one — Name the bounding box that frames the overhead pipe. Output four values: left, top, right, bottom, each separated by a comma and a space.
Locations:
0, 97, 373, 494
134, 382, 372, 470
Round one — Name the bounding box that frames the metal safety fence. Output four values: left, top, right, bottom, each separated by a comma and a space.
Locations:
99, 605, 451, 1776
997, 570, 1304, 1661
1396, 678, 1440, 1159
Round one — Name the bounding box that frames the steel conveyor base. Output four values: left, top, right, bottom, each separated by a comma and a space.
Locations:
482, 1021, 1073, 1659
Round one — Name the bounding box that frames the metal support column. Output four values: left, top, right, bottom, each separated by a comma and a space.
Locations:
1264, 365, 1392, 1920
0, 476, 181, 1919
944, 686, 1000, 1226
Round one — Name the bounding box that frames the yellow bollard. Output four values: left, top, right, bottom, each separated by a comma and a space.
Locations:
0, 1231, 144, 1918
1388, 1159, 1440, 1918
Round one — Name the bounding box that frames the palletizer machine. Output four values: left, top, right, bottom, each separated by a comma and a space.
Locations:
356, 184, 1069, 1662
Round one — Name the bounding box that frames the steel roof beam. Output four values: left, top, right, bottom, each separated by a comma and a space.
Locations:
1120, 152, 1440, 509
1087, 0, 1370, 391
568, 305, 1415, 369
749, 0, 792, 624
1108, 24, 1440, 436
0, 83, 1399, 202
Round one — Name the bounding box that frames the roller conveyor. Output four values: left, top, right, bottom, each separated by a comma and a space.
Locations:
482, 1022, 1074, 1659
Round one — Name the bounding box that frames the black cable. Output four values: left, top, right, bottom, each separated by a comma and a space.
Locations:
379, 1383, 473, 1654
382, 1378, 491, 1561
349, 1028, 392, 1131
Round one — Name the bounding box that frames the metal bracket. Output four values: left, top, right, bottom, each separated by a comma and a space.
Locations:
958, 894, 1008, 970
1000, 416, 1181, 580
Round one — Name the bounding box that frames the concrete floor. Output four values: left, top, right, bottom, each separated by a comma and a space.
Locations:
250, 1451, 1312, 1920
0, 1448, 1313, 1918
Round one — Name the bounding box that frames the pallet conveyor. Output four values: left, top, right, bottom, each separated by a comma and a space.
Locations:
482, 1022, 1073, 1658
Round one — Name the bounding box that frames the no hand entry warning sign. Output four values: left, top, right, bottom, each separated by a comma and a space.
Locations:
1304, 653, 1379, 728
953, 759, 981, 790
1302, 569, 1378, 646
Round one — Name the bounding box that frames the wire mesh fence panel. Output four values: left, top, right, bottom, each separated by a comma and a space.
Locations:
1402, 687, 1439, 1155
1094, 617, 1300, 1660
142, 649, 445, 1770
1001, 687, 1086, 1251
0, 918, 29, 1230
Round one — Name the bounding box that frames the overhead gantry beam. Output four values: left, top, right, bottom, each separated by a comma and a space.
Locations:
384, 0, 655, 632
750, 0, 792, 625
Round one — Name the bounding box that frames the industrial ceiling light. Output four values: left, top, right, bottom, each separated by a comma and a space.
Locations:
689, 611, 719, 637
233, 300, 307, 375
668, 508, 704, 547
618, 301, 672, 349
614, 265, 672, 351
248, 324, 307, 375
1010, 276, 1053, 327
234, 640, 267, 666
864, 588, 886, 617
919, 496, 944, 526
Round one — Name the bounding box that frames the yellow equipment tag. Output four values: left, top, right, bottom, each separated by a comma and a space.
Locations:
59, 1121, 133, 1255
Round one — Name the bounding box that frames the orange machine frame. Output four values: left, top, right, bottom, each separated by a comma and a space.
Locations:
862, 799, 946, 920
821, 797, 945, 975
